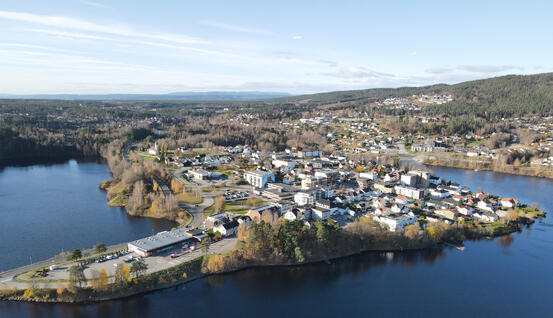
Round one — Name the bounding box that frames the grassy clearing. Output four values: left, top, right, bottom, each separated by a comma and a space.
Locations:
136, 151, 157, 161
107, 182, 128, 207
176, 192, 203, 205
518, 206, 545, 217
201, 184, 226, 192
215, 169, 235, 176
221, 198, 268, 215
224, 206, 248, 215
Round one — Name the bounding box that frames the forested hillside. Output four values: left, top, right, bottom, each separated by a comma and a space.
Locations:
271, 72, 553, 118
424, 73, 553, 117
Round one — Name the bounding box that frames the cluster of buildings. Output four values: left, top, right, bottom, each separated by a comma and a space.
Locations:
190, 142, 526, 236
417, 94, 455, 104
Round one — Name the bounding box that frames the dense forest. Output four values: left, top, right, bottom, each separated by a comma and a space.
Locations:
425, 73, 553, 118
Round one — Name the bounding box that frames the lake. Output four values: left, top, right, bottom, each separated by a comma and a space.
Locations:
0, 159, 175, 272
2, 164, 553, 317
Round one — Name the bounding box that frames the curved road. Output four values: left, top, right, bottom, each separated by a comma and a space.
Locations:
172, 167, 214, 229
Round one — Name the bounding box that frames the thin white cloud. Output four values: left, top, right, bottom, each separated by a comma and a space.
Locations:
0, 48, 148, 68
410, 51, 417, 56
29, 28, 113, 41
457, 65, 520, 73
81, 1, 108, 9
0, 42, 52, 50
425, 67, 454, 74
200, 20, 274, 35
24, 27, 332, 67
292, 35, 303, 40
27, 28, 227, 57
321, 66, 395, 79
0, 10, 207, 44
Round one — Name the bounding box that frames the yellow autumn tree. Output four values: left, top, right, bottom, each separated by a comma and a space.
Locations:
114, 263, 131, 286
89, 270, 100, 289
404, 223, 421, 240
214, 195, 225, 213
171, 179, 183, 193
56, 283, 66, 296
98, 267, 109, 290
23, 285, 35, 298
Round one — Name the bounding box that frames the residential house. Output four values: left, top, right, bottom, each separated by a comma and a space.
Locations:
373, 213, 417, 231
247, 205, 280, 223
435, 209, 458, 221
430, 189, 450, 199
500, 198, 519, 208
473, 211, 498, 222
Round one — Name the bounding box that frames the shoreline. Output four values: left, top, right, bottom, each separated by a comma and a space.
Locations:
0, 240, 440, 304
0, 221, 532, 304
418, 156, 553, 180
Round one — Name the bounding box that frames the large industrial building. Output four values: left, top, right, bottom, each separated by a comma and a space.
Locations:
127, 228, 207, 256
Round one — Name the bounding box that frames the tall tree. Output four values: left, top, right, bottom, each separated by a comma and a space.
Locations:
69, 265, 87, 289
130, 260, 148, 279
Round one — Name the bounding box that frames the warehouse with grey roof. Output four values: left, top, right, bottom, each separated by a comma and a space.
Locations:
127, 228, 205, 256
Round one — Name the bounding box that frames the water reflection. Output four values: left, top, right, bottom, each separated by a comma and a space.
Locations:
497, 235, 515, 248
205, 247, 448, 291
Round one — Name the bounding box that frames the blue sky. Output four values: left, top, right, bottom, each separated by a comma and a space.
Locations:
0, 0, 552, 94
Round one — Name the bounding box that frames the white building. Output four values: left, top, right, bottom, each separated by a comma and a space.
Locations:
467, 150, 479, 157
272, 159, 297, 171
500, 198, 519, 208
189, 169, 210, 180
477, 200, 495, 212
394, 185, 424, 200
244, 170, 275, 188
473, 211, 498, 222
373, 213, 417, 231
294, 191, 316, 206
359, 171, 378, 180
213, 220, 239, 237
297, 149, 322, 158
148, 142, 158, 155
430, 189, 450, 199
457, 206, 474, 215
400, 174, 416, 187
311, 207, 339, 220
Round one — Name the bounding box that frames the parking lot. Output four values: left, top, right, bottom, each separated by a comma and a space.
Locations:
224, 191, 249, 202
42, 237, 238, 283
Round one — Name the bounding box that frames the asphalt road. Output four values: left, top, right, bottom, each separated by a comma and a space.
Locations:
122, 141, 138, 162
172, 168, 215, 229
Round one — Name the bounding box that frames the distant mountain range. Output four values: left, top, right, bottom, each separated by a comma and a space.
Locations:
0, 91, 291, 101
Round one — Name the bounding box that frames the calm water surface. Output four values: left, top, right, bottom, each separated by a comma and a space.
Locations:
0, 159, 174, 271
2, 164, 553, 317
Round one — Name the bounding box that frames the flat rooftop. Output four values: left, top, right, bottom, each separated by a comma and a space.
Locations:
128, 228, 195, 252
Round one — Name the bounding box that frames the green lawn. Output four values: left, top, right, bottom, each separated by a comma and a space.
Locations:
176, 192, 203, 205
136, 151, 158, 161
